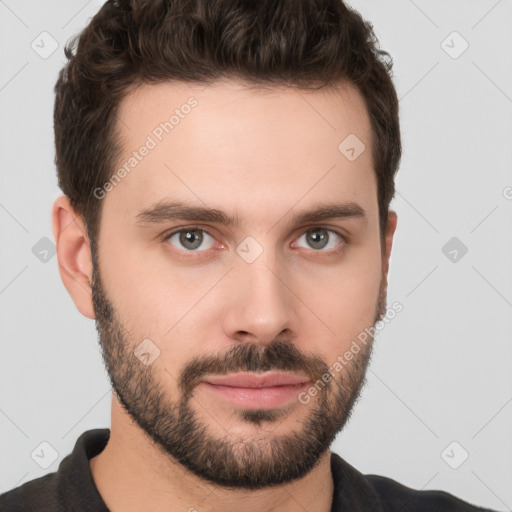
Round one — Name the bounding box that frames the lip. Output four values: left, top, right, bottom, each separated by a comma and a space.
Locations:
199, 372, 311, 410
202, 371, 310, 388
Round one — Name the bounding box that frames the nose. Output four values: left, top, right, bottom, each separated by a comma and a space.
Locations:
221, 251, 298, 346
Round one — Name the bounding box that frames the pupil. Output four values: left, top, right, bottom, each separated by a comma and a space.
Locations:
309, 229, 327, 249
181, 230, 202, 249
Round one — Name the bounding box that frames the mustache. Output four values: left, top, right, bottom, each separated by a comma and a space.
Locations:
179, 340, 330, 399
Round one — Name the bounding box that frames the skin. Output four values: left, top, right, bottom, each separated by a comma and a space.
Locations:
52, 79, 397, 512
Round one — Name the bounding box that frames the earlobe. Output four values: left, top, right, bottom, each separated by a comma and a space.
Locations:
51, 195, 96, 319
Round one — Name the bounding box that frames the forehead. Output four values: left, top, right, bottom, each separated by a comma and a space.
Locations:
106, 79, 377, 228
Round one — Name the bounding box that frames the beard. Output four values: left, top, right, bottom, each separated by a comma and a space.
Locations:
90, 245, 387, 489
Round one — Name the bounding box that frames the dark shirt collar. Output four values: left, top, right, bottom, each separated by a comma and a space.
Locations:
56, 428, 110, 511
58, 428, 383, 512
330, 450, 384, 511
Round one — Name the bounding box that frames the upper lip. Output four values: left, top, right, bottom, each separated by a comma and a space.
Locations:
202, 372, 310, 388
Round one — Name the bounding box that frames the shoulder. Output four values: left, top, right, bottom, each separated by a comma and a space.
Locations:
0, 472, 64, 512
0, 429, 109, 512
364, 473, 498, 512
330, 451, 499, 512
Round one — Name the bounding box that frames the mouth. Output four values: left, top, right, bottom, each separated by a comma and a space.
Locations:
199, 371, 311, 409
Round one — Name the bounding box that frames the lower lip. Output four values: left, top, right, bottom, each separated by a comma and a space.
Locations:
199, 382, 310, 409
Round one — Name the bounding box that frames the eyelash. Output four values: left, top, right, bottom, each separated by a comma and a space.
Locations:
161, 226, 348, 257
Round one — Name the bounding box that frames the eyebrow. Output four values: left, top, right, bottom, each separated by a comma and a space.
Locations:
135, 199, 367, 228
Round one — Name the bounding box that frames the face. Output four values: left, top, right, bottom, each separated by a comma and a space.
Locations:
89, 79, 392, 489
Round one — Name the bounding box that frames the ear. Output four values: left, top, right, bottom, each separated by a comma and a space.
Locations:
52, 195, 95, 319
381, 210, 397, 279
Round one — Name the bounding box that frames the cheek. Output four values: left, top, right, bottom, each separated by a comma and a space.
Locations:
107, 257, 234, 381
109, 268, 210, 338
98, 245, 216, 380
306, 250, 382, 351
97, 232, 197, 338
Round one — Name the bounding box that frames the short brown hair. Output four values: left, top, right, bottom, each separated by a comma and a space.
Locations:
54, 0, 401, 249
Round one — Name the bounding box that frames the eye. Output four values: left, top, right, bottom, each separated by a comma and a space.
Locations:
165, 228, 215, 252
294, 228, 344, 252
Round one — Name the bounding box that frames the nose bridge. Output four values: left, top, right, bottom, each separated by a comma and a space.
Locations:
242, 253, 284, 302
225, 241, 295, 340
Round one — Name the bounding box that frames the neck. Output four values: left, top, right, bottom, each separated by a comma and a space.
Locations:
89, 400, 334, 512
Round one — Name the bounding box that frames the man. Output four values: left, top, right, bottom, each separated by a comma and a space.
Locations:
0, 0, 498, 510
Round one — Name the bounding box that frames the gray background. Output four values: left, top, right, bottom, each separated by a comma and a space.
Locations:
1, 1, 511, 510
